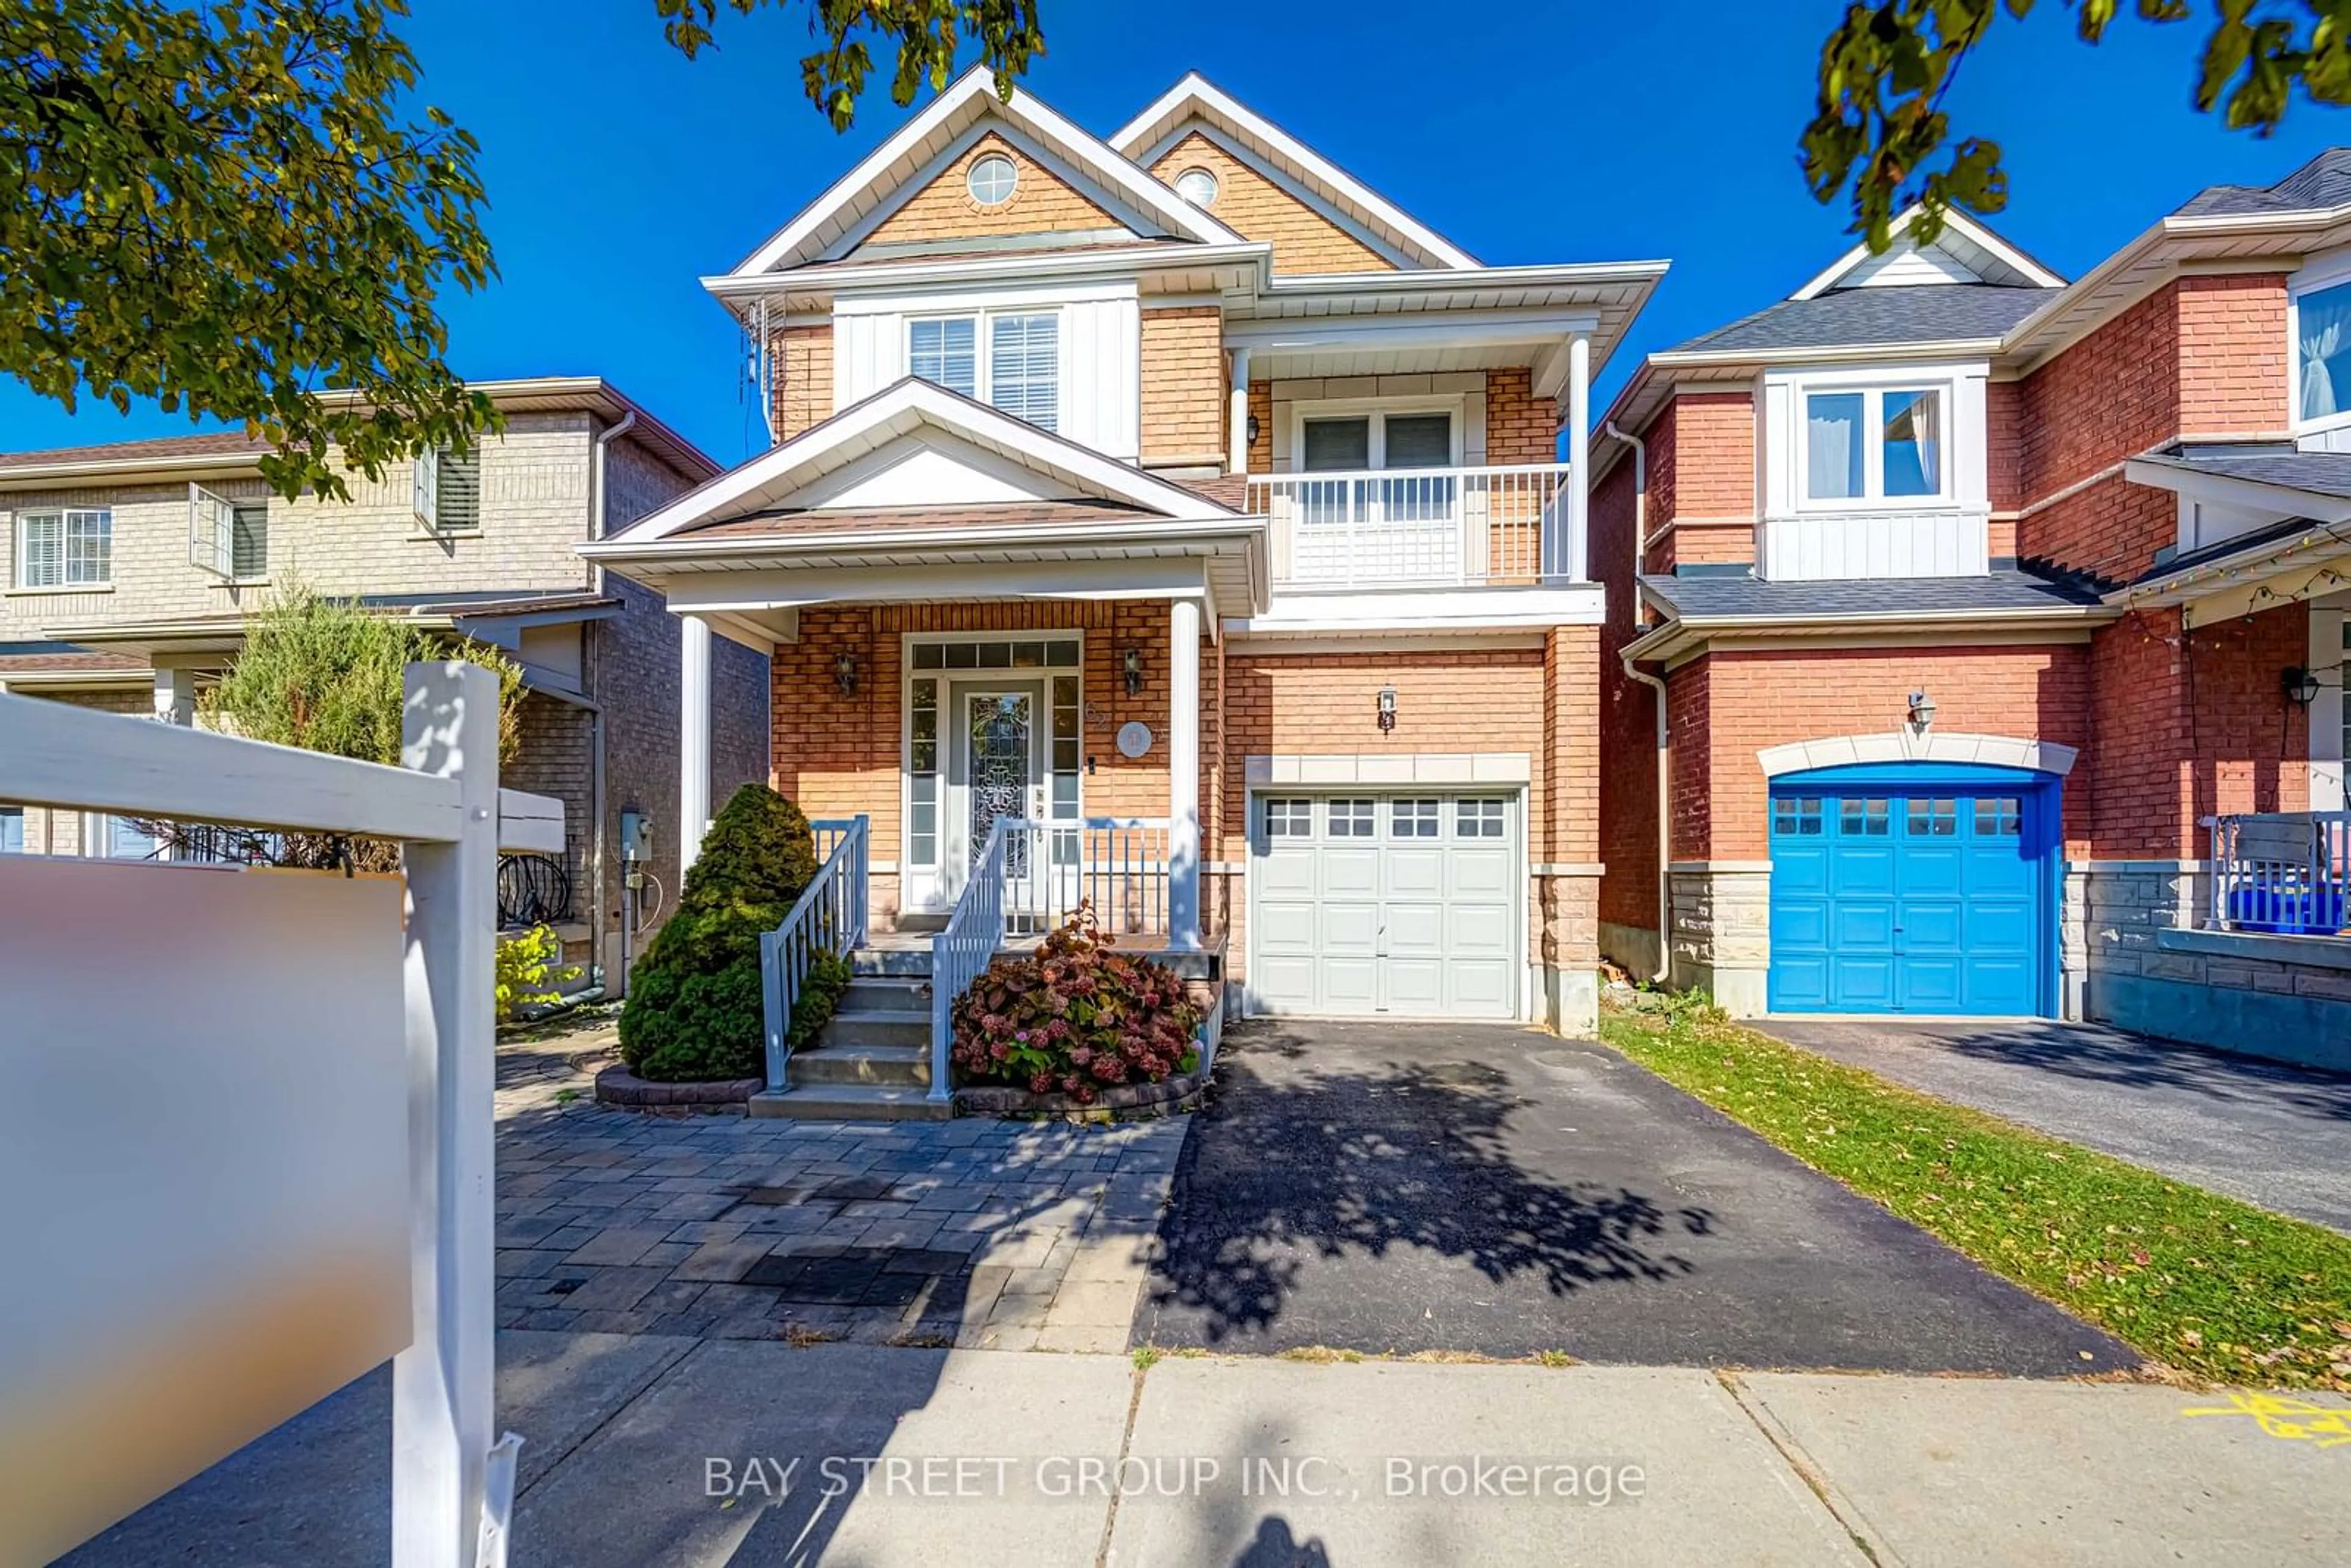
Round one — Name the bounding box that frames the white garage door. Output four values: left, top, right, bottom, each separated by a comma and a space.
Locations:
1248, 793, 1521, 1019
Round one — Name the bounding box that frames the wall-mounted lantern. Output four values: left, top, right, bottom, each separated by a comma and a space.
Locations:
2284, 666, 2322, 707
1246, 414, 1261, 446
1906, 689, 1937, 733
833, 651, 858, 696
1123, 647, 1145, 697
1377, 686, 1398, 733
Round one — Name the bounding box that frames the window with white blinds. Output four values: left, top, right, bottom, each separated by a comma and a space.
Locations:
904, 309, 1060, 430
433, 448, 481, 532
232, 502, 269, 578
988, 313, 1059, 430
15, 508, 111, 588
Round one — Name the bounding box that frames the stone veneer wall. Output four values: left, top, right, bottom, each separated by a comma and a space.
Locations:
1667, 863, 1770, 1016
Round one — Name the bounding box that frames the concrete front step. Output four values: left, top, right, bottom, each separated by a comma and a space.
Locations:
748, 1083, 953, 1121
850, 946, 934, 979
789, 1042, 930, 1087
841, 977, 928, 1014
821, 1010, 929, 1050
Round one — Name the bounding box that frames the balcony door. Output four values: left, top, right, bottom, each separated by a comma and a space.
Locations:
1296, 410, 1459, 585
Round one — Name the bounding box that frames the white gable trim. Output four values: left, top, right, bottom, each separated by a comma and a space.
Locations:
732, 69, 1243, 276
1111, 73, 1479, 271
821, 116, 1162, 261
1131, 117, 1419, 272
1790, 206, 2068, 301
596, 378, 1238, 544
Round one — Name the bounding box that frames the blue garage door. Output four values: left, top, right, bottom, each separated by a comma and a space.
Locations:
1769, 763, 2058, 1016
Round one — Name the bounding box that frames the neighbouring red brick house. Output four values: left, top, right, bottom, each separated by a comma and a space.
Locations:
1595, 156, 2350, 1068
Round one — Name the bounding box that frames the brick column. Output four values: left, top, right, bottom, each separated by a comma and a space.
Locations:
1540, 623, 1602, 1035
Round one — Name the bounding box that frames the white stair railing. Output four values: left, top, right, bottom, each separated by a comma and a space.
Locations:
928, 818, 1009, 1105
758, 814, 869, 1091
2209, 810, 2350, 936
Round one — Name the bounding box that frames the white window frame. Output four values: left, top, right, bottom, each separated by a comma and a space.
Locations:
189, 484, 236, 579
1794, 381, 1952, 511
1286, 395, 1468, 475
411, 448, 440, 530
902, 307, 1063, 427
13, 507, 113, 591
2289, 249, 2351, 437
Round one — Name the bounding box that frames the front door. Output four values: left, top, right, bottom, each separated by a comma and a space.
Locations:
943, 682, 1044, 901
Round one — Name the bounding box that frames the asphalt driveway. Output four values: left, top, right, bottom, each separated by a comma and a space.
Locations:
1758, 1018, 2351, 1234
1137, 1019, 2134, 1374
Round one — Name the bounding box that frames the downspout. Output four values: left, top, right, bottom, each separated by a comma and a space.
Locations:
1604, 420, 1671, 985
587, 410, 637, 994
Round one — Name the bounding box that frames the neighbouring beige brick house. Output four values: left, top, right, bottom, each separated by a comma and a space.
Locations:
0, 377, 770, 990
584, 67, 1663, 1114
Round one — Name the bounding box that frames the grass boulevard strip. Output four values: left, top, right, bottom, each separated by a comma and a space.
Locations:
1600, 998, 2351, 1392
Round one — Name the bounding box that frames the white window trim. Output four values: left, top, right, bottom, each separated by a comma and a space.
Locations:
12, 506, 114, 591
1286, 394, 1468, 473
2289, 249, 2351, 437
1793, 381, 1954, 512
903, 306, 1063, 411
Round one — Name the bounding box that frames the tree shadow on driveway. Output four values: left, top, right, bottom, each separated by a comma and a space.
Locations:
1138, 1020, 2137, 1375
1144, 1045, 1711, 1349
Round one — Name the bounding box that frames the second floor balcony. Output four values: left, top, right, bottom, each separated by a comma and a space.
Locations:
1245, 461, 1578, 593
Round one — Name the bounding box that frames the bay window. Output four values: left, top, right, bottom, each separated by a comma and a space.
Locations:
1804, 386, 1944, 503
906, 310, 1060, 431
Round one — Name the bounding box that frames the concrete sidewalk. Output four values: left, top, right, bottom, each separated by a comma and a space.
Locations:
66, 1333, 2351, 1567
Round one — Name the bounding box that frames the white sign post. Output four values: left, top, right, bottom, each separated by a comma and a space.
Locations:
0, 661, 552, 1568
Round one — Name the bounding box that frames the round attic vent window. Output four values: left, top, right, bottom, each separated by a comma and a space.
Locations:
966, 153, 1018, 206
1174, 167, 1219, 208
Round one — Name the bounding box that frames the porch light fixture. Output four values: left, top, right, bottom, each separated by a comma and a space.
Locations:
1905, 689, 1937, 733
1246, 413, 1261, 446
2283, 666, 2321, 707
1123, 647, 1144, 697
1377, 686, 1398, 732
833, 651, 858, 696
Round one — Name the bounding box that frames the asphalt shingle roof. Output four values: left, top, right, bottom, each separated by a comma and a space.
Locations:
1663, 284, 2060, 355
1642, 565, 2105, 621
2134, 443, 2351, 501
0, 431, 270, 470
2176, 148, 2351, 217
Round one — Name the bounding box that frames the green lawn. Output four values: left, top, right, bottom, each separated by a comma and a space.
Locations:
1600, 1000, 2351, 1390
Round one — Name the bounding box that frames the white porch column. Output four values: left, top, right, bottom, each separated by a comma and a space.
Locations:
1167, 597, 1202, 949
1228, 348, 1251, 475
151, 662, 195, 725
1565, 331, 1591, 582
679, 614, 711, 874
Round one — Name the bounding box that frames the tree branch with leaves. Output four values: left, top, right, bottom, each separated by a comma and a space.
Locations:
655, 0, 1043, 128
1804, 0, 2351, 250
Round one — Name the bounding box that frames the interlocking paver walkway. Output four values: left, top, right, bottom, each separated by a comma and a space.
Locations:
492, 1018, 1183, 1351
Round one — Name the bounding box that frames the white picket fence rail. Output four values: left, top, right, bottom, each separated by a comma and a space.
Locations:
0, 665, 554, 1568
759, 815, 869, 1091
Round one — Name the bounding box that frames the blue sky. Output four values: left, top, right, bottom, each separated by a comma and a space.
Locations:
8, 1, 2351, 464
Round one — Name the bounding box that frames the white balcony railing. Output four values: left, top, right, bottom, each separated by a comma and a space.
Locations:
2209, 811, 2350, 937
1247, 462, 1577, 591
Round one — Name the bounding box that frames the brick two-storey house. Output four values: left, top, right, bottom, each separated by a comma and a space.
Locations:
0, 378, 770, 990
1595, 156, 2351, 1068
583, 69, 1664, 1097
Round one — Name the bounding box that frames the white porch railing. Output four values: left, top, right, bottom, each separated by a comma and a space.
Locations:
929, 818, 1010, 1104
758, 814, 869, 1092
2210, 811, 2350, 936
998, 816, 1172, 937
1247, 461, 1576, 590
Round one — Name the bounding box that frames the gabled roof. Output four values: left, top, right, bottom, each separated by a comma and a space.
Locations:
2175, 147, 2351, 218
591, 377, 1243, 549
1109, 73, 1479, 271
2126, 442, 2351, 504
726, 68, 1247, 277
1662, 283, 2058, 356
1788, 206, 2066, 299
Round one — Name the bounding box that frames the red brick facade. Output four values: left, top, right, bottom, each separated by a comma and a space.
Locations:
1595, 246, 2315, 996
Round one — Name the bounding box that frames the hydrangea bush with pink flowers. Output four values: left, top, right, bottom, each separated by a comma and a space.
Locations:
949, 902, 1202, 1104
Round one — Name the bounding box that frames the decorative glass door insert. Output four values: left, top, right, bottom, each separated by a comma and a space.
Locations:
967, 692, 1034, 874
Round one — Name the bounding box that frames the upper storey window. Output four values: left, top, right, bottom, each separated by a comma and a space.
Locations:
966, 153, 1018, 206
2295, 276, 2351, 424
908, 311, 1060, 432
15, 508, 111, 588
1804, 387, 1943, 503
